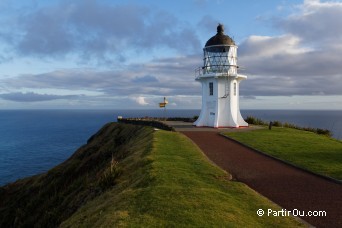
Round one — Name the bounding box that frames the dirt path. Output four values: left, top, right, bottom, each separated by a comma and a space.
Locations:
182, 131, 342, 228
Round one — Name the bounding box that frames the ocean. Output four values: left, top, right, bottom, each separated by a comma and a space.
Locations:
0, 109, 341, 186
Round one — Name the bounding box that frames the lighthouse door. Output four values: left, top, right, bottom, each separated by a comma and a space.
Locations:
209, 109, 215, 126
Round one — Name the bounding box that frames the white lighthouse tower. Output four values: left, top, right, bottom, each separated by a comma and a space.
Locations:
194, 24, 248, 128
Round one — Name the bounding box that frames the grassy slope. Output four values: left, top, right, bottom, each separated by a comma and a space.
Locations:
224, 127, 342, 180
0, 123, 154, 227
62, 130, 304, 227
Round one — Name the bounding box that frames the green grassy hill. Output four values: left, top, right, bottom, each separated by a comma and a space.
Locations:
224, 127, 342, 180
0, 123, 153, 227
0, 123, 304, 227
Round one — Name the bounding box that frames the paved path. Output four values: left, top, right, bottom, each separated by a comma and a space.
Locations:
162, 121, 263, 132
182, 130, 342, 228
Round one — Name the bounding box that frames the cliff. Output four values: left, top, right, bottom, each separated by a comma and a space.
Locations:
0, 123, 153, 227
0, 123, 304, 227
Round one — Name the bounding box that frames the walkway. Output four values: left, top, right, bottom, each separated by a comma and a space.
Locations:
174, 125, 342, 227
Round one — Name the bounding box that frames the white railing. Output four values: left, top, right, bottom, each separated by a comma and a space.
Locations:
195, 66, 237, 79
194, 67, 203, 78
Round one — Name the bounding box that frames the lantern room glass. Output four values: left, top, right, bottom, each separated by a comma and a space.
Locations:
203, 45, 237, 75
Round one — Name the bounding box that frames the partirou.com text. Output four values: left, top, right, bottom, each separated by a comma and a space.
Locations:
257, 208, 326, 217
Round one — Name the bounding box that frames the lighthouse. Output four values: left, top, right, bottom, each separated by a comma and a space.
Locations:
194, 24, 248, 128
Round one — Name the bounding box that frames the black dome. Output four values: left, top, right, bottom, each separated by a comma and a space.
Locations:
205, 24, 235, 47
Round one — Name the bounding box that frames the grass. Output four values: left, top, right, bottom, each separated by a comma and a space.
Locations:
245, 116, 332, 137
224, 127, 342, 180
62, 129, 304, 227
0, 123, 154, 227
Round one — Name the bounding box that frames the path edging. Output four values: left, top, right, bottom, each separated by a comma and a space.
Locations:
220, 133, 342, 185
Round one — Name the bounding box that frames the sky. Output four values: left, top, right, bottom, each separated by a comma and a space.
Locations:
0, 0, 341, 110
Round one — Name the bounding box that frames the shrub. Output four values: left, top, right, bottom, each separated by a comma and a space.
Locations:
98, 159, 121, 190
245, 116, 267, 125
272, 120, 282, 127
316, 128, 332, 137
283, 122, 297, 129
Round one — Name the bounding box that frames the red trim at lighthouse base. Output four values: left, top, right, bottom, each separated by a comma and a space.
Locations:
193, 125, 249, 129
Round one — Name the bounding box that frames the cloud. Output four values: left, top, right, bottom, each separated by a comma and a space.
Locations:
135, 96, 149, 106
0, 92, 80, 102
238, 0, 342, 96
1, 54, 202, 98
3, 1, 200, 62
239, 35, 310, 58
241, 95, 256, 100
1, 0, 341, 108
278, 0, 342, 47
132, 75, 159, 83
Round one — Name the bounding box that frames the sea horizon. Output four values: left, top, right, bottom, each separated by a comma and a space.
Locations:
0, 109, 341, 186
0, 108, 341, 110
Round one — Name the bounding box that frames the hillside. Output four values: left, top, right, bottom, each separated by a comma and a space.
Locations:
0, 123, 303, 227
0, 123, 153, 227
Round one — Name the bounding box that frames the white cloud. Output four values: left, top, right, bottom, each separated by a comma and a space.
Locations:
238, 0, 342, 96
135, 96, 149, 106
0, 55, 201, 97
279, 0, 342, 47
0, 0, 341, 110
1, 1, 200, 63
239, 35, 311, 58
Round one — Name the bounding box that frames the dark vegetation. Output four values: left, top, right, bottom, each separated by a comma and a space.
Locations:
118, 118, 175, 131
166, 116, 198, 122
245, 116, 332, 137
118, 116, 199, 129
0, 123, 153, 228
